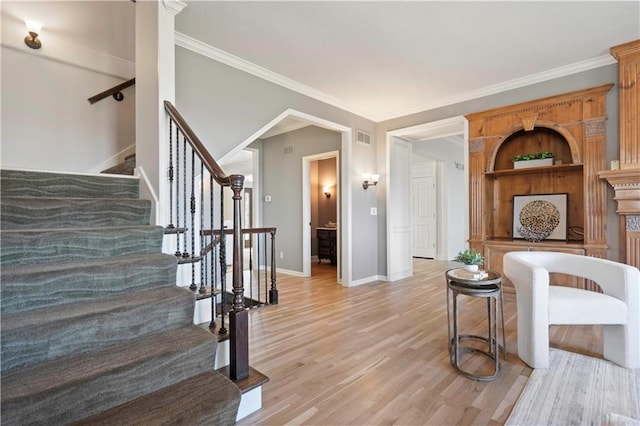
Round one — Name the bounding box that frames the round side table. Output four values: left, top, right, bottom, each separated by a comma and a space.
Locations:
445, 268, 506, 381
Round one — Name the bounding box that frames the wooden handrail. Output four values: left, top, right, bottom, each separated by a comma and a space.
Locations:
163, 101, 244, 189
88, 78, 135, 104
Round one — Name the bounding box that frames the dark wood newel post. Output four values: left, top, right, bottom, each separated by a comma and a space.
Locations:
229, 174, 249, 381
269, 229, 278, 304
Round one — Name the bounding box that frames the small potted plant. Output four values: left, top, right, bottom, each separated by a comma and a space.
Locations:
454, 249, 484, 271
513, 151, 554, 169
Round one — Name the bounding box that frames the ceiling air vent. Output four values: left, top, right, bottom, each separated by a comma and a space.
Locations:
356, 130, 372, 146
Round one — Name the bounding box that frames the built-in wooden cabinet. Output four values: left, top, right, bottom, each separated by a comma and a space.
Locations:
465, 84, 613, 291
485, 241, 585, 291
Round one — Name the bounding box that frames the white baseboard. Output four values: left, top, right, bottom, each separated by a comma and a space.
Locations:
350, 275, 386, 287
89, 144, 135, 173
276, 267, 305, 277
135, 166, 159, 225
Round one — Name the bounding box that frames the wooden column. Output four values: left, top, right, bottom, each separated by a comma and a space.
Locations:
599, 39, 640, 268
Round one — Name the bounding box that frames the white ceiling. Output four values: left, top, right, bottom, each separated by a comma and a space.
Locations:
177, 1, 640, 121
3, 1, 638, 125
1, 1, 135, 62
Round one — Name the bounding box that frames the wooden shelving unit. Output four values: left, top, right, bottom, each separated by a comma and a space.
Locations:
465, 84, 613, 291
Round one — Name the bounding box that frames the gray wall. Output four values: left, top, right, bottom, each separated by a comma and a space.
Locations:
175, 46, 380, 281
376, 64, 622, 273
260, 126, 341, 273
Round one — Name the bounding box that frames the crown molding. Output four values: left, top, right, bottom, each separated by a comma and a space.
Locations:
381, 54, 617, 121
175, 31, 378, 121
175, 31, 617, 123
162, 0, 187, 16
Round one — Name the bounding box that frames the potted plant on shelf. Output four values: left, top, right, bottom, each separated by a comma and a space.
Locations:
513, 151, 554, 169
454, 249, 484, 271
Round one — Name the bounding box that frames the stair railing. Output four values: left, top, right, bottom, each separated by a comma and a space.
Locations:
203, 227, 279, 312
163, 100, 249, 381
88, 78, 135, 104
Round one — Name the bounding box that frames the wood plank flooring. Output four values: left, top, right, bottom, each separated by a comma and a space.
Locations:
237, 259, 603, 425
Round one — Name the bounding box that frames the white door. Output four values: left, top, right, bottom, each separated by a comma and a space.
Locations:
387, 139, 412, 281
412, 162, 437, 258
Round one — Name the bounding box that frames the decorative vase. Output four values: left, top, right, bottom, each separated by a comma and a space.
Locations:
463, 264, 479, 272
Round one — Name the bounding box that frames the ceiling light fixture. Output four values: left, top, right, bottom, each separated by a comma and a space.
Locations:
24, 20, 42, 50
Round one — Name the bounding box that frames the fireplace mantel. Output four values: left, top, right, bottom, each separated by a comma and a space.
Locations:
599, 39, 640, 268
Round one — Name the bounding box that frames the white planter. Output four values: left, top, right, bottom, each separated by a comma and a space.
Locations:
514, 158, 554, 169
463, 264, 479, 272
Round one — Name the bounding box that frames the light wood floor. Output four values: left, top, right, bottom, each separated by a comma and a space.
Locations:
237, 259, 604, 425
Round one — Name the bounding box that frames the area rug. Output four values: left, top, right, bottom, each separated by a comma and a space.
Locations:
506, 349, 640, 425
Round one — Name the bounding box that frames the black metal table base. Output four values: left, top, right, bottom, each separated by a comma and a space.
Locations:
446, 269, 506, 381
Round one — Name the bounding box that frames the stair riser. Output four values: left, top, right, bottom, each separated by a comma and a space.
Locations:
1, 198, 151, 230
1, 226, 164, 267
1, 254, 177, 315
1, 170, 139, 198
1, 337, 215, 425
1, 288, 196, 374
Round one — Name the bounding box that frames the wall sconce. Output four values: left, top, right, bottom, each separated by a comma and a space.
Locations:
362, 173, 380, 190
24, 20, 42, 50
323, 186, 331, 199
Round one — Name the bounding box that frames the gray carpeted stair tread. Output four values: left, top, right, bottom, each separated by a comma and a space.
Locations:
1, 169, 139, 198
1, 326, 217, 425
1, 225, 164, 267
101, 156, 136, 176
0, 169, 241, 423
2, 286, 196, 374
72, 371, 241, 426
1, 253, 178, 315
1, 197, 151, 229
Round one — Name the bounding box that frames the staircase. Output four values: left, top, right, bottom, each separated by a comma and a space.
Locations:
0, 169, 241, 424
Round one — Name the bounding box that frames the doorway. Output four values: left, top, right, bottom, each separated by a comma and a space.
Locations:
387, 116, 469, 281
219, 109, 352, 286
303, 151, 339, 278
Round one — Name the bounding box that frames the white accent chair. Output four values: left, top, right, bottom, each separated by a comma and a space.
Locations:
503, 251, 640, 369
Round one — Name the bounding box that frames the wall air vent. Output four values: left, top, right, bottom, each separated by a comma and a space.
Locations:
356, 130, 372, 146
283, 145, 294, 155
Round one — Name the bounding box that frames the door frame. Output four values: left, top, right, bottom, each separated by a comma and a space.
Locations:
386, 115, 469, 281
303, 151, 340, 277
220, 109, 352, 286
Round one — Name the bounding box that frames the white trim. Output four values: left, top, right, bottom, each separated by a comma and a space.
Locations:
174, 32, 377, 121
386, 115, 468, 279
1, 42, 134, 81
162, 0, 187, 16
303, 150, 339, 278
218, 108, 353, 286
236, 386, 263, 421
277, 267, 306, 277
386, 138, 413, 282
383, 55, 616, 120
135, 166, 160, 225
220, 109, 350, 164
88, 144, 136, 174
174, 32, 615, 122
350, 275, 385, 287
